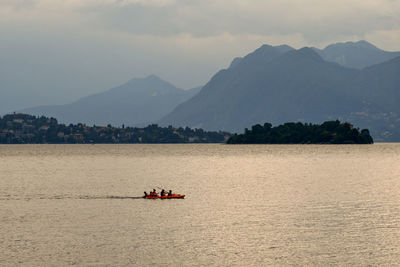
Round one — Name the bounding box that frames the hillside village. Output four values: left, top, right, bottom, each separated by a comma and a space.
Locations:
0, 113, 231, 144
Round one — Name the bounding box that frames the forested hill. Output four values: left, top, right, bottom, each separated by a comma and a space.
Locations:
0, 113, 231, 144
227, 120, 373, 144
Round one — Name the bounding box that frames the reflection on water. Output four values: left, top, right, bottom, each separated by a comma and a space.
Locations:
1, 195, 145, 200
1, 144, 400, 266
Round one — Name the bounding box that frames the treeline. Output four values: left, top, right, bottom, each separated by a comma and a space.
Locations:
0, 113, 231, 144
227, 120, 373, 144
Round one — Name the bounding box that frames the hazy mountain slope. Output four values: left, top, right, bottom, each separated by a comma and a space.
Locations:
22, 75, 200, 126
159, 47, 362, 132
228, 44, 294, 69
313, 40, 400, 69
159, 44, 400, 141
361, 56, 400, 111
340, 56, 400, 141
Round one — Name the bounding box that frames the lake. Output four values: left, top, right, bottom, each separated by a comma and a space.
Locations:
1, 144, 400, 266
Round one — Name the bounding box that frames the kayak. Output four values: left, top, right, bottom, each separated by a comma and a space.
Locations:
144, 194, 185, 199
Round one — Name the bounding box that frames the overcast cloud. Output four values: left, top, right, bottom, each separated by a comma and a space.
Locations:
1, 0, 399, 112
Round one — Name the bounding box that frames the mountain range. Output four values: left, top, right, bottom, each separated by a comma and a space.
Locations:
19, 40, 400, 141
21, 75, 200, 127
227, 41, 400, 70
159, 41, 400, 141
313, 40, 400, 69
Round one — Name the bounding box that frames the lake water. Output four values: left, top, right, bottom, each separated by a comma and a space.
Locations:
1, 144, 400, 266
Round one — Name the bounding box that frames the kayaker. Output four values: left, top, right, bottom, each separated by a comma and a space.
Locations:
143, 191, 148, 198
161, 189, 165, 196
168, 190, 172, 196
150, 189, 158, 197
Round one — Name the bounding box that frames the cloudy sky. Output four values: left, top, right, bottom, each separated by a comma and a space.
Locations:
1, 0, 400, 112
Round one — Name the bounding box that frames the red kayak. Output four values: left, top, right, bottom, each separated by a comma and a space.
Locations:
145, 194, 185, 199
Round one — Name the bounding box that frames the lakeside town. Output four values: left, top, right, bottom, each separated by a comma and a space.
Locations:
0, 113, 231, 144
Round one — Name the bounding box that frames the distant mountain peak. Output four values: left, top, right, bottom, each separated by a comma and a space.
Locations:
355, 40, 376, 47
274, 44, 294, 53
20, 74, 199, 127
145, 74, 162, 80
314, 40, 400, 69
325, 40, 379, 51
285, 47, 324, 62
229, 43, 295, 69
125, 74, 175, 89
127, 74, 161, 83
298, 46, 320, 54
250, 44, 276, 57
253, 44, 294, 55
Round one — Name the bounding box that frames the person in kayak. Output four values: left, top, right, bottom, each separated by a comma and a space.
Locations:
168, 190, 172, 196
143, 191, 148, 198
150, 189, 157, 197
161, 189, 165, 196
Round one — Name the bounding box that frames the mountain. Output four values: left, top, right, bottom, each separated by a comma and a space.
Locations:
340, 56, 400, 141
159, 44, 400, 141
159, 46, 358, 131
21, 75, 201, 127
313, 40, 400, 69
228, 44, 294, 69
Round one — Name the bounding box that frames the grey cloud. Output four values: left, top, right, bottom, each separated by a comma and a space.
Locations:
82, 0, 400, 40
2, 0, 400, 41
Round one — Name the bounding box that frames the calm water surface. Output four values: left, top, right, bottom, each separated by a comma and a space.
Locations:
1, 144, 400, 266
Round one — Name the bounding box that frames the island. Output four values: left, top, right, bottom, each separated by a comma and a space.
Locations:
227, 121, 373, 144
0, 113, 231, 144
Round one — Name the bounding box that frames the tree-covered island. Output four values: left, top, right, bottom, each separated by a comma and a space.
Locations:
0, 113, 231, 144
227, 120, 373, 144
